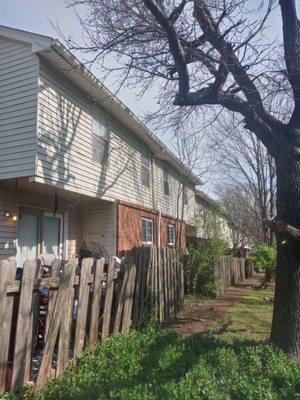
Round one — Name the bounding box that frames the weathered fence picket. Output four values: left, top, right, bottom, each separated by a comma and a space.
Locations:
0, 246, 204, 395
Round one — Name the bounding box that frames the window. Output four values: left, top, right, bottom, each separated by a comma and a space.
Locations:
92, 105, 109, 164
141, 218, 153, 244
183, 187, 188, 206
167, 224, 175, 246
163, 169, 170, 196
141, 152, 151, 187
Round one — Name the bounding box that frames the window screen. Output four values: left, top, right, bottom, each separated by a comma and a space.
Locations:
141, 218, 153, 244
163, 169, 170, 196
183, 188, 188, 205
167, 224, 175, 245
92, 105, 109, 164
141, 152, 151, 187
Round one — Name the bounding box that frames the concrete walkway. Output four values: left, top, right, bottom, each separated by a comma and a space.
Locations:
169, 273, 263, 338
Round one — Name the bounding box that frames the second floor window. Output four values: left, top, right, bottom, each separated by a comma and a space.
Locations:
92, 105, 109, 165
141, 152, 151, 187
141, 217, 153, 244
163, 169, 170, 196
183, 187, 188, 206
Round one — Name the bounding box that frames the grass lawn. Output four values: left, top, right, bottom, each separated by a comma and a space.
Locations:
4, 288, 300, 400
215, 289, 275, 341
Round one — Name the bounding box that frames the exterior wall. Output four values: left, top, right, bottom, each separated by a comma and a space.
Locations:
154, 158, 196, 223
0, 185, 69, 261
117, 201, 186, 256
36, 61, 196, 222
37, 62, 154, 209
194, 197, 232, 246
0, 184, 116, 262
0, 37, 38, 179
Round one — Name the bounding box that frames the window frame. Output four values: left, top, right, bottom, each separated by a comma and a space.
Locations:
91, 104, 110, 165
141, 151, 151, 188
141, 217, 154, 245
163, 168, 170, 196
183, 187, 188, 206
167, 223, 176, 246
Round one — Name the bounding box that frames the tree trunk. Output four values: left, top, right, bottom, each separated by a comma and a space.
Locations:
270, 150, 300, 358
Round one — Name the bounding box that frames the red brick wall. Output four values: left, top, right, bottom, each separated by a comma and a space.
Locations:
117, 201, 186, 256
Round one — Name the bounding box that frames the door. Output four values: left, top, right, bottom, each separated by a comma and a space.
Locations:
83, 212, 104, 247
43, 213, 63, 258
17, 207, 40, 267
17, 208, 64, 267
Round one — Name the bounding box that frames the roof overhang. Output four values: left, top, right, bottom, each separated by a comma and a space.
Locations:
0, 25, 201, 186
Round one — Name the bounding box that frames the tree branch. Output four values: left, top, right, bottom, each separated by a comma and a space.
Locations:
279, 0, 300, 129
143, 0, 190, 99
270, 218, 300, 241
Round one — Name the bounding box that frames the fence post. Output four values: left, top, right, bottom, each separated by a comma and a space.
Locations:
36, 260, 76, 388
11, 260, 41, 391
102, 258, 116, 340
0, 259, 17, 393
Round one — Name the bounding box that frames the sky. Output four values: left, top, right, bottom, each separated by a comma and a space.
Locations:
0, 0, 155, 116
0, 0, 297, 192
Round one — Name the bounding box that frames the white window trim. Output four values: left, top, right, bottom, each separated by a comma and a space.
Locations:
167, 223, 176, 246
141, 217, 154, 245
141, 152, 151, 187
91, 104, 110, 166
163, 169, 170, 197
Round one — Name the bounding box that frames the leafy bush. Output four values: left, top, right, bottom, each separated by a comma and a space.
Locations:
3, 289, 299, 400
250, 244, 276, 285
185, 210, 228, 297
4, 327, 299, 400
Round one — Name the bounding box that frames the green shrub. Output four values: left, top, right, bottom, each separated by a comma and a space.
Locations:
250, 244, 276, 285
185, 210, 228, 297
3, 327, 299, 400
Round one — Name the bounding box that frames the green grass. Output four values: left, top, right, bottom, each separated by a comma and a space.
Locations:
215, 289, 274, 340
3, 289, 300, 400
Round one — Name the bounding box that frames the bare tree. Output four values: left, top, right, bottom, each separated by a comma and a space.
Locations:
220, 184, 266, 248
211, 119, 276, 246
65, 0, 300, 357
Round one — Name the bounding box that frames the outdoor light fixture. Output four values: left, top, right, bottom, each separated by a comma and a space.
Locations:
4, 211, 18, 221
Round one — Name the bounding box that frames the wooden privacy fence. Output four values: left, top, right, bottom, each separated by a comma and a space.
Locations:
0, 247, 184, 394
215, 256, 254, 295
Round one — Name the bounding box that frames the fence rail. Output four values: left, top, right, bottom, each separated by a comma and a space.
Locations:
0, 247, 184, 394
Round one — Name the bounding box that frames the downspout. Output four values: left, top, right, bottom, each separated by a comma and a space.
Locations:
157, 210, 161, 248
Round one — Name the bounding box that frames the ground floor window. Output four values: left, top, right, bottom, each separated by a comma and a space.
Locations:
17, 207, 64, 267
167, 224, 176, 246
141, 217, 153, 245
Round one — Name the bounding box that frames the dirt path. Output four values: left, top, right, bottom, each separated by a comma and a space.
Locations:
169, 273, 263, 338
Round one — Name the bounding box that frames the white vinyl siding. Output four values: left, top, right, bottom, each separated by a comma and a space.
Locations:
0, 184, 116, 261
153, 159, 195, 223
0, 37, 38, 179
36, 62, 153, 209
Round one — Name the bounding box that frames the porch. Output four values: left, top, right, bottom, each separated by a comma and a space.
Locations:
0, 178, 116, 266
